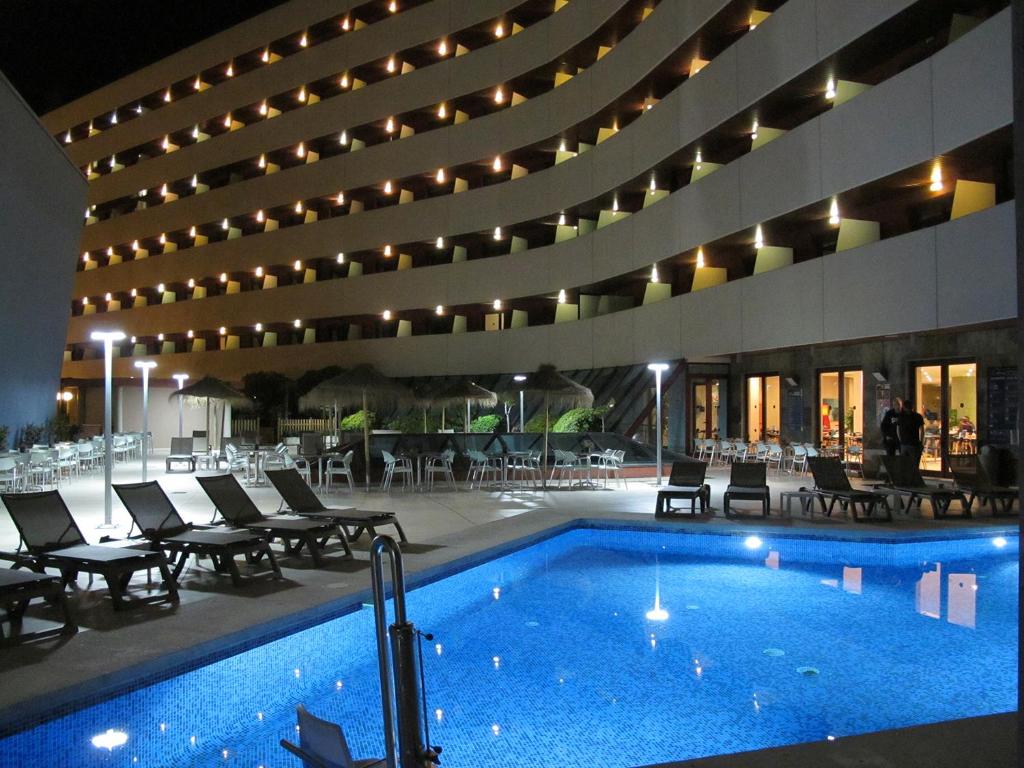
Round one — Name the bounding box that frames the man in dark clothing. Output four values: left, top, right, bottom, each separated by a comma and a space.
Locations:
880, 397, 903, 456
897, 399, 925, 466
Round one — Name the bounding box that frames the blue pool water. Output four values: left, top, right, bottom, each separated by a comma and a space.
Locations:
1, 526, 1018, 767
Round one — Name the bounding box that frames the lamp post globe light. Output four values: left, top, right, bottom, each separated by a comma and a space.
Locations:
90, 330, 126, 528
514, 375, 527, 431
647, 363, 670, 486
172, 373, 190, 437
134, 361, 157, 481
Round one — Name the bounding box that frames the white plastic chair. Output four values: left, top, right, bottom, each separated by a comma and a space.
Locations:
325, 450, 356, 493
380, 450, 413, 492
424, 449, 457, 491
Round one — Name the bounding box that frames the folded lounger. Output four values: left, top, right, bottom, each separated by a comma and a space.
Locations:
113, 481, 280, 586
265, 469, 407, 543
0, 567, 77, 644
196, 473, 352, 566
1, 490, 178, 610
807, 457, 892, 522
880, 456, 969, 518
655, 461, 711, 516
722, 462, 770, 518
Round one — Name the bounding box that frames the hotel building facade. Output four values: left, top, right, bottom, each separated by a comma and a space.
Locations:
49, 0, 1017, 465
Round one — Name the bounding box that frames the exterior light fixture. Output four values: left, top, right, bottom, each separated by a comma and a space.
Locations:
650, 264, 660, 283
754, 225, 764, 249
339, 130, 349, 145
293, 260, 303, 271
751, 119, 759, 141
130, 289, 137, 297
436, 168, 446, 183
341, 17, 351, 31
647, 363, 671, 486
221, 218, 229, 230
91, 330, 127, 528
163, 89, 172, 103
157, 283, 166, 293
105, 292, 112, 302
386, 117, 395, 133
159, 233, 167, 245
386, 57, 397, 73
82, 297, 89, 305
494, 86, 505, 104
219, 272, 228, 283
223, 113, 232, 128
262, 48, 271, 63
696, 247, 705, 268
558, 212, 566, 226
514, 375, 527, 431
829, 198, 840, 225
298, 86, 307, 103
929, 161, 944, 192
190, 174, 198, 188
187, 278, 195, 288
389, 1, 397, 12
299, 32, 308, 47
160, 183, 169, 197
384, 245, 393, 257
255, 266, 264, 277
825, 76, 836, 100
495, 22, 505, 38
337, 253, 345, 263
695, 149, 703, 169
293, 319, 302, 328
437, 39, 448, 56
436, 236, 445, 248
258, 154, 267, 168
295, 201, 303, 213
64, 131, 72, 144
558, 139, 567, 152
384, 180, 394, 194
130, 336, 136, 344
493, 226, 503, 240
493, 156, 503, 172
189, 226, 197, 238
226, 62, 234, 77
296, 142, 306, 157
256, 210, 265, 222
219, 326, 227, 335
191, 125, 200, 139
437, 103, 447, 118
340, 73, 350, 88
382, 310, 392, 321
106, 246, 115, 257
186, 329, 194, 338
612, 196, 619, 212
82, 252, 90, 263
336, 191, 346, 204
435, 305, 444, 315
255, 323, 263, 332
492, 299, 502, 311
557, 289, 567, 304
650, 174, 657, 191
259, 101, 268, 116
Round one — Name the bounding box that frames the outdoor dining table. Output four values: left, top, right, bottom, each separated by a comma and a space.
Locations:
399, 450, 443, 491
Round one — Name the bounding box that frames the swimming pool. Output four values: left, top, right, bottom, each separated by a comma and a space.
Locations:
1, 525, 1018, 767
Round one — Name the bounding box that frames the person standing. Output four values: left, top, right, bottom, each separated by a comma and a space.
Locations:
897, 399, 925, 466
880, 397, 903, 456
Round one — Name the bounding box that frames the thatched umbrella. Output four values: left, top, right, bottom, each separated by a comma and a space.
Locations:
430, 380, 498, 433
299, 364, 412, 487
507, 364, 593, 487
168, 375, 252, 451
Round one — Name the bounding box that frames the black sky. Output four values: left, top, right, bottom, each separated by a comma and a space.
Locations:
0, 0, 288, 116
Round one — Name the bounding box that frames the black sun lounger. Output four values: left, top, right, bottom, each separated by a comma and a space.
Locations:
1, 490, 178, 610
280, 705, 386, 768
165, 437, 196, 473
723, 462, 770, 518
197, 474, 352, 565
265, 469, 407, 543
0, 567, 77, 645
807, 457, 892, 522
656, 461, 711, 516
113, 481, 280, 586
950, 458, 1018, 517
880, 456, 969, 518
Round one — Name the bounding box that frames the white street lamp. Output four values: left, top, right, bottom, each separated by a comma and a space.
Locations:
91, 330, 126, 528
648, 363, 670, 486
172, 373, 189, 436
514, 375, 527, 432
134, 361, 157, 481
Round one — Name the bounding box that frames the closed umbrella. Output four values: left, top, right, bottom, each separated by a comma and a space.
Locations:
506, 365, 593, 487
299, 365, 412, 488
168, 375, 252, 451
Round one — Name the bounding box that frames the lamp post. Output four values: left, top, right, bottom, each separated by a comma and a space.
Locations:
514, 375, 527, 431
135, 361, 157, 481
648, 363, 670, 486
172, 373, 189, 436
91, 330, 126, 528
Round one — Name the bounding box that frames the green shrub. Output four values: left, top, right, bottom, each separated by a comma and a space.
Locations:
21, 423, 45, 447
470, 414, 501, 433
552, 406, 610, 433
47, 414, 82, 443
340, 410, 374, 430
524, 413, 555, 433
385, 412, 439, 433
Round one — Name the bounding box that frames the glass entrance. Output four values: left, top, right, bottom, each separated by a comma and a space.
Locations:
913, 362, 977, 472
818, 370, 863, 458
690, 379, 721, 449
746, 375, 780, 443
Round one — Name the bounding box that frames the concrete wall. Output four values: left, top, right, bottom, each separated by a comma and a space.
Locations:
0, 73, 86, 443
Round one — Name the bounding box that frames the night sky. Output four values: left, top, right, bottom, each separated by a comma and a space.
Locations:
0, 0, 288, 117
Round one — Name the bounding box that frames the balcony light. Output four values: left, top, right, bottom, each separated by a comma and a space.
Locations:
383, 310, 392, 321
493, 226, 503, 240
651, 265, 659, 282
298, 86, 307, 103
187, 330, 194, 338
221, 218, 229, 230
494, 86, 506, 104
436, 168, 446, 183
825, 77, 836, 100
340, 73, 350, 88
436, 236, 445, 248
189, 226, 197, 238
258, 154, 267, 168
493, 156, 503, 172
293, 319, 302, 328
255, 323, 263, 332
259, 101, 268, 116
255, 267, 264, 278
437, 39, 448, 56
695, 150, 703, 170
386, 117, 395, 133
929, 162, 944, 192
296, 142, 306, 157
341, 17, 351, 30
188, 279, 195, 288
492, 299, 503, 311
293, 260, 302, 271
387, 57, 397, 73
220, 273, 228, 283
256, 210, 265, 223
558, 212, 566, 225
226, 62, 234, 77
157, 283, 166, 293
163, 89, 172, 103
295, 201, 303, 213
262, 48, 271, 63
388, 1, 397, 12
299, 32, 308, 47
384, 180, 394, 194
436, 305, 444, 315
336, 253, 345, 264
336, 191, 346, 204
219, 327, 227, 335
384, 245, 393, 256
754, 225, 764, 249
828, 198, 840, 225
437, 103, 447, 118
696, 247, 705, 268
751, 119, 759, 141
557, 289, 567, 304
190, 174, 198, 188
495, 22, 505, 38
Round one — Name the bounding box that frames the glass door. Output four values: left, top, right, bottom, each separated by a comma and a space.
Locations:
690, 379, 721, 449
913, 361, 977, 473
746, 375, 780, 444
818, 369, 863, 457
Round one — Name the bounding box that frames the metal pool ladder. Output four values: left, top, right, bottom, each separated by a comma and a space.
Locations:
370, 535, 442, 768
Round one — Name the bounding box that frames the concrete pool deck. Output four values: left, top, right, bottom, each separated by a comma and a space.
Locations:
0, 454, 1017, 766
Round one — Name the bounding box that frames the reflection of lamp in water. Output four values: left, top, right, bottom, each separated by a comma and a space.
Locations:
645, 558, 669, 621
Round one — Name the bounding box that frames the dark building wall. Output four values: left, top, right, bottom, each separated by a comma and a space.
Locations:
724, 324, 1017, 449
0, 73, 86, 443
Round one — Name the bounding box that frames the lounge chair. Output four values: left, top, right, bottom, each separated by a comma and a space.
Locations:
196, 474, 352, 566
280, 705, 386, 768
113, 481, 281, 586
165, 437, 196, 473
723, 462, 770, 517
880, 456, 969, 518
655, 461, 711, 516
0, 491, 178, 610
807, 457, 891, 522
950, 458, 1018, 517
0, 567, 77, 644
265, 469, 408, 543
